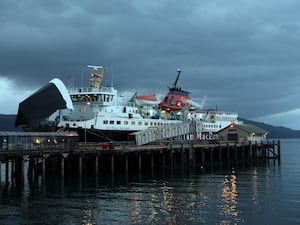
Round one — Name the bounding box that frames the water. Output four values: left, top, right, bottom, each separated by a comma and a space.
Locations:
0, 139, 299, 225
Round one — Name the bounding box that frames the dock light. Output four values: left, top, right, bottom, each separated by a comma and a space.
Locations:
230, 124, 235, 128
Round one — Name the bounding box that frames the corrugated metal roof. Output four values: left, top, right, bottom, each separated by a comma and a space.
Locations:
234, 124, 268, 134
0, 131, 78, 137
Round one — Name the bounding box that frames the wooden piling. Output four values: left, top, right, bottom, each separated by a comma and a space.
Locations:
277, 140, 281, 161
181, 149, 185, 168
42, 157, 46, 182
249, 143, 253, 161
0, 160, 2, 184
151, 153, 154, 176
218, 144, 222, 162
201, 148, 205, 165
5, 160, 9, 184
125, 154, 128, 176
79, 156, 82, 178
111, 154, 114, 177
226, 143, 230, 164
234, 144, 238, 162
61, 156, 64, 179
95, 155, 99, 177
11, 159, 15, 182
138, 153, 142, 178
170, 151, 174, 170
189, 144, 194, 169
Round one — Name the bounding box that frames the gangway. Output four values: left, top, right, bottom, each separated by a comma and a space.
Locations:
132, 120, 203, 146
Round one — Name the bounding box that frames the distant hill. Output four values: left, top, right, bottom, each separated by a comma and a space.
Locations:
0, 114, 299, 138
240, 118, 300, 139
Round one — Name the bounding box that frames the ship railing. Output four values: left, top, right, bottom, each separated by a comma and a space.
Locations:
68, 86, 115, 94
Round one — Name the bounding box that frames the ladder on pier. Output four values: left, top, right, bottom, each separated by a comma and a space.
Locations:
132, 121, 202, 146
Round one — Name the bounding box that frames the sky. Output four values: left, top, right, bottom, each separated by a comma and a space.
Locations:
1, 0, 300, 129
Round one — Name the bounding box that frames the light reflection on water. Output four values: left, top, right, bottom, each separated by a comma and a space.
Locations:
220, 168, 240, 225
1, 139, 300, 225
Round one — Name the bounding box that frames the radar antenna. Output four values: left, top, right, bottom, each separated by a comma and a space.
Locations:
87, 65, 104, 70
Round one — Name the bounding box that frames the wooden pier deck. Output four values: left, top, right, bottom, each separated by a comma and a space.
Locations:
0, 139, 280, 184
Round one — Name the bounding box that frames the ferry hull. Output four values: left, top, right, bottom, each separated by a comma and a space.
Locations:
66, 128, 137, 142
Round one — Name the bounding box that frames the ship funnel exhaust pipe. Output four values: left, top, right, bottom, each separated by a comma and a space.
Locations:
171, 68, 181, 89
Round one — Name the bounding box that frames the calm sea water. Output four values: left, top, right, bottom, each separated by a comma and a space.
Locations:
0, 139, 299, 225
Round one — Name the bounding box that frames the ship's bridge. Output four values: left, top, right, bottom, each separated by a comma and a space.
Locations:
69, 86, 117, 105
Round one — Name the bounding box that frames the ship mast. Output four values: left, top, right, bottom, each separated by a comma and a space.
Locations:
168, 68, 189, 95
88, 65, 104, 91
170, 68, 181, 90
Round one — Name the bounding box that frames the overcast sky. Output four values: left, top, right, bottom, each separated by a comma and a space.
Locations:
1, 0, 300, 129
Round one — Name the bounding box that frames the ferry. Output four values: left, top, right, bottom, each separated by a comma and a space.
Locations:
15, 66, 241, 142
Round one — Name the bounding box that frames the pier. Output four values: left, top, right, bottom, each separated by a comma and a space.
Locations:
0, 131, 281, 184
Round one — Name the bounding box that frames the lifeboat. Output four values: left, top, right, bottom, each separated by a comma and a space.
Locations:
158, 69, 191, 111
135, 94, 159, 106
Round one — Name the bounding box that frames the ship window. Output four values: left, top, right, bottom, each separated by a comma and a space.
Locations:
150, 122, 153, 126
93, 95, 98, 102
154, 122, 157, 126
110, 120, 114, 124
117, 121, 121, 125
145, 122, 149, 126
131, 121, 135, 125
124, 121, 128, 125
103, 120, 108, 124
138, 122, 142, 125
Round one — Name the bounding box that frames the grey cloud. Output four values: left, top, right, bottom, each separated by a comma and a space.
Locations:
1, 0, 300, 123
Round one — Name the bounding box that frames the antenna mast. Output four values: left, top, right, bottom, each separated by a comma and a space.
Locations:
170, 68, 181, 90
88, 65, 105, 91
